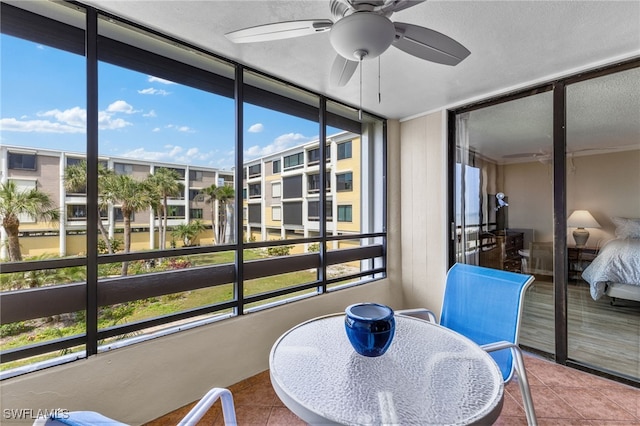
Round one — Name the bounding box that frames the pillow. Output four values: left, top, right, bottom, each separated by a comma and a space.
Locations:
611, 217, 640, 239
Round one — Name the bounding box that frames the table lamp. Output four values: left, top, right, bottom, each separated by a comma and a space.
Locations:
567, 210, 600, 248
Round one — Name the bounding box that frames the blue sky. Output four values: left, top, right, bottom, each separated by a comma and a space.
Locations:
1, 34, 338, 170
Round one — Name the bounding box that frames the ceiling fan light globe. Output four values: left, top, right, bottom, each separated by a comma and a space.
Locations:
329, 13, 395, 61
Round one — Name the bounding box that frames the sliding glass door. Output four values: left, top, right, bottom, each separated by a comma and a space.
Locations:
453, 91, 555, 355
565, 66, 640, 379
452, 61, 640, 383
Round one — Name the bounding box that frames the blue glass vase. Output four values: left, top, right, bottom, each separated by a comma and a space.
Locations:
344, 303, 395, 357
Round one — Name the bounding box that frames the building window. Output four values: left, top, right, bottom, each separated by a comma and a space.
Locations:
189, 170, 203, 181
114, 207, 132, 222
272, 182, 282, 198
338, 141, 352, 160
249, 183, 261, 198
307, 146, 331, 164
283, 201, 303, 226
336, 172, 353, 191
338, 205, 353, 222
190, 208, 204, 219
8, 153, 36, 170
283, 175, 302, 198
284, 152, 304, 169
248, 204, 261, 224
189, 189, 202, 201
114, 163, 133, 175
272, 206, 282, 221
272, 160, 281, 174
307, 174, 331, 193
308, 200, 333, 221
167, 205, 186, 219
67, 205, 87, 221
248, 164, 261, 178
164, 167, 185, 179
66, 157, 83, 167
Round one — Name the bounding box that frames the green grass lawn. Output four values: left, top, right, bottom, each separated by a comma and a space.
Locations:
0, 250, 324, 370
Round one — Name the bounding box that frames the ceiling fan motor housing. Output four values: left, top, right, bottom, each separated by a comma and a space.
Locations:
329, 12, 396, 60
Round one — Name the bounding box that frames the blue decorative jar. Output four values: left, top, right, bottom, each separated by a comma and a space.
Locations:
344, 303, 395, 357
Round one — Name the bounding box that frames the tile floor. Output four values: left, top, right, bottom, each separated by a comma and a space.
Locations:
146, 354, 640, 425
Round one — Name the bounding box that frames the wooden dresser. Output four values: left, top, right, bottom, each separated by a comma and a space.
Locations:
479, 230, 524, 272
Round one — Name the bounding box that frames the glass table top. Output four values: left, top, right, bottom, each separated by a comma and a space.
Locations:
270, 313, 504, 425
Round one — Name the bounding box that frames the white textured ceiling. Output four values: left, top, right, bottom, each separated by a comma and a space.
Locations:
75, 0, 640, 121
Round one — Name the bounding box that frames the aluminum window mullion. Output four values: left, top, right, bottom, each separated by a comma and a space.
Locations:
235, 65, 245, 315
85, 6, 99, 358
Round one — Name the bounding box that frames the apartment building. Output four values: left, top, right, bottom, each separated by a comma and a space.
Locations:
0, 144, 234, 259
0, 130, 360, 259
243, 131, 360, 252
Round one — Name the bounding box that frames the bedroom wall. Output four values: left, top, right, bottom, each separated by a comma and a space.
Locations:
503, 149, 640, 246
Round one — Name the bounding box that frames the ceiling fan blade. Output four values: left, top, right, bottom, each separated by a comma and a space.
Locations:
225, 20, 333, 43
376, 0, 427, 14
392, 22, 470, 66
330, 55, 358, 86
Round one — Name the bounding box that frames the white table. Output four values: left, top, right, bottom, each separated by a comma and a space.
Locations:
270, 313, 504, 425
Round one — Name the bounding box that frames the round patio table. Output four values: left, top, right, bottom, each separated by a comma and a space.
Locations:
269, 313, 504, 425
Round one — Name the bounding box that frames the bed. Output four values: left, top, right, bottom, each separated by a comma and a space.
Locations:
582, 238, 640, 302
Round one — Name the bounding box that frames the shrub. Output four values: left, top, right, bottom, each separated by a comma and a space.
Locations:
267, 245, 293, 257
167, 257, 192, 269
0, 322, 35, 338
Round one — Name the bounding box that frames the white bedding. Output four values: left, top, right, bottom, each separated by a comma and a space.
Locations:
582, 238, 640, 300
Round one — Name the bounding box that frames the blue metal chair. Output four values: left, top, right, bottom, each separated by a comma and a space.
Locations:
399, 263, 537, 426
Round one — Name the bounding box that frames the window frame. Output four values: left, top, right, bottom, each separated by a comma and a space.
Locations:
0, 1, 387, 374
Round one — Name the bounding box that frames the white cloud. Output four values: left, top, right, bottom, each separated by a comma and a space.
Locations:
152, 127, 161, 132
121, 145, 214, 165
138, 88, 171, 96
39, 106, 86, 128
107, 100, 138, 114
143, 110, 157, 118
166, 124, 195, 133
2, 103, 137, 134
245, 132, 312, 159
0, 117, 85, 134
248, 123, 264, 133
148, 76, 176, 85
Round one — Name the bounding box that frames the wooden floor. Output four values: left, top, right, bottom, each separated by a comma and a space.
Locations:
519, 276, 640, 379
146, 354, 640, 425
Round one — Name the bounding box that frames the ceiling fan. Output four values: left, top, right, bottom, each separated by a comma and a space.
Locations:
225, 0, 471, 87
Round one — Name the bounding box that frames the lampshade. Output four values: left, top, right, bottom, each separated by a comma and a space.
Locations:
567, 210, 601, 229
567, 210, 600, 248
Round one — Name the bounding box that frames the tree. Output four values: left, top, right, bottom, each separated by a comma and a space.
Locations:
101, 175, 153, 275
201, 184, 235, 244
214, 185, 234, 244
146, 168, 183, 250
0, 180, 60, 261
63, 161, 116, 254
171, 219, 205, 247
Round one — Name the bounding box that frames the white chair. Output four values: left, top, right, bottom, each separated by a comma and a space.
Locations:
33, 387, 237, 426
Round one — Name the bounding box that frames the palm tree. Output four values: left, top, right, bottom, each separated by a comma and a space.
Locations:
146, 168, 183, 250
0, 180, 60, 261
201, 184, 235, 245
171, 219, 205, 247
63, 161, 116, 253
101, 174, 153, 275
215, 185, 235, 244
201, 184, 220, 244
